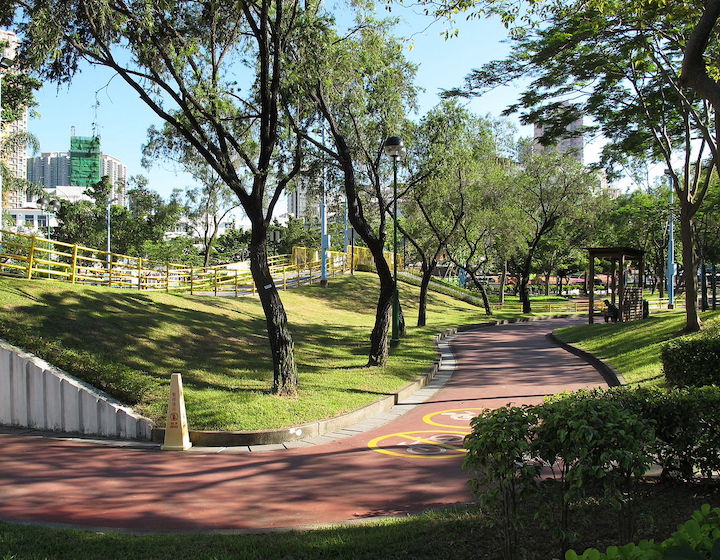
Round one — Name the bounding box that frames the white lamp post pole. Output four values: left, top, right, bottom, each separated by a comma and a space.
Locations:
107, 197, 118, 265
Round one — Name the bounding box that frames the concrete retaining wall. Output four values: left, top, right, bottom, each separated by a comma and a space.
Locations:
0, 338, 154, 440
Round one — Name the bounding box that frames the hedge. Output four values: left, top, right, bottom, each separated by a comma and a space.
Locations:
662, 326, 720, 387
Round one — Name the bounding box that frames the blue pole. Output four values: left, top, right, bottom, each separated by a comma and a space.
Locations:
666, 173, 675, 309
320, 128, 328, 287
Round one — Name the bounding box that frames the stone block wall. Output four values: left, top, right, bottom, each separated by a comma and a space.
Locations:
0, 338, 154, 440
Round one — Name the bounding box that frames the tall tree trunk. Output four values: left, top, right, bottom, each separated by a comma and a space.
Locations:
249, 222, 298, 395
519, 273, 531, 314
467, 269, 493, 315
315, 87, 395, 366
367, 247, 394, 365
544, 272, 551, 296
417, 259, 435, 327
679, 206, 702, 332
519, 253, 534, 313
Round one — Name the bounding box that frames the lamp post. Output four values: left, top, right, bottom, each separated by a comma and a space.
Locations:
383, 136, 405, 347
36, 197, 61, 239
106, 197, 118, 264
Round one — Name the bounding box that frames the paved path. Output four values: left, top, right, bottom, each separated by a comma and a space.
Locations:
0, 318, 606, 532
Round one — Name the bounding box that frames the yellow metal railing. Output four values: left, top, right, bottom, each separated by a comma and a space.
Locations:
1, 232, 409, 296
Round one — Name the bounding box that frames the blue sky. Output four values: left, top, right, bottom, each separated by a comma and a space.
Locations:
27, 8, 534, 205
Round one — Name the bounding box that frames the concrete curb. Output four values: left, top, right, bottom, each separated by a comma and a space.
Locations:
547, 331, 626, 387
151, 328, 459, 447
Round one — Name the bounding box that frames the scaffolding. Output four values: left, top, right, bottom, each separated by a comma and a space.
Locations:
69, 136, 101, 187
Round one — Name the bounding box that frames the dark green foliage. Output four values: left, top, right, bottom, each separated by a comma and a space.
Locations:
662, 327, 720, 388
549, 387, 720, 482
212, 228, 251, 264
464, 405, 541, 560
465, 387, 720, 557
565, 504, 720, 560
536, 397, 654, 546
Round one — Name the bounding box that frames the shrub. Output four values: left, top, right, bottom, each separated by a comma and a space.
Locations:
464, 405, 541, 560
536, 396, 654, 545
563, 504, 720, 559
662, 326, 720, 387
547, 386, 720, 481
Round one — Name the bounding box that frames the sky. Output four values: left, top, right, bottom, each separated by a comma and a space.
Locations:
25, 7, 541, 210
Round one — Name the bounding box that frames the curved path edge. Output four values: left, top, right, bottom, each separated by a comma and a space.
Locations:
548, 331, 626, 387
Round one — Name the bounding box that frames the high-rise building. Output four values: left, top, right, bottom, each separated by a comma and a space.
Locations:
0, 29, 29, 210
532, 103, 584, 164
26, 136, 128, 205
286, 184, 314, 221
101, 154, 127, 199
26, 151, 71, 189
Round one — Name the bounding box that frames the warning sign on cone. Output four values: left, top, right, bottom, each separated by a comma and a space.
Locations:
161, 372, 192, 451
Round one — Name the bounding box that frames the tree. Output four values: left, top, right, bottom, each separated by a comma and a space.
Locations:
600, 187, 672, 297
143, 125, 242, 267
55, 175, 181, 254
213, 227, 252, 264
299, 19, 417, 366
401, 101, 500, 324
268, 216, 319, 256
509, 148, 597, 313
448, 0, 715, 331
4, 0, 329, 394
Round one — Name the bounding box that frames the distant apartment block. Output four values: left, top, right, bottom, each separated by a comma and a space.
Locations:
532, 104, 584, 164
27, 136, 128, 204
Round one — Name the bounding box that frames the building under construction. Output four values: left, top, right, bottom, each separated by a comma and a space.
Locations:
69, 136, 101, 188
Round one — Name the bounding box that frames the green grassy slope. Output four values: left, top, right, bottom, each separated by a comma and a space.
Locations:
0, 273, 489, 430
555, 310, 720, 386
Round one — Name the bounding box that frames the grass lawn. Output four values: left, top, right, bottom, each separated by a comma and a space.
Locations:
554, 309, 720, 386
1, 480, 718, 560
0, 272, 513, 431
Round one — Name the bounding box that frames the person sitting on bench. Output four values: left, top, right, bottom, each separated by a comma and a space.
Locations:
603, 299, 619, 323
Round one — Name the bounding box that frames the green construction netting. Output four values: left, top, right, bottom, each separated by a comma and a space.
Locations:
70, 136, 101, 187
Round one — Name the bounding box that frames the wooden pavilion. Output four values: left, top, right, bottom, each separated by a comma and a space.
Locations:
587, 247, 646, 324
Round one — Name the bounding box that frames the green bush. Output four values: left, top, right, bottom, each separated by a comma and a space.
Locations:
466, 388, 720, 556
354, 263, 375, 272
535, 396, 654, 544
662, 327, 720, 387
548, 386, 720, 481
464, 405, 541, 560
563, 504, 720, 559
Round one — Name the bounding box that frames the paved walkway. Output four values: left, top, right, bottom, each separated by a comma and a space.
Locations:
0, 318, 606, 532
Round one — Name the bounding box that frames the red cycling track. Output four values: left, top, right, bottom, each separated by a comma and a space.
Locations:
0, 317, 606, 532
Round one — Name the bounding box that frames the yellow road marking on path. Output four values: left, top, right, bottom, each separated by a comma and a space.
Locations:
422, 408, 485, 429
368, 430, 469, 459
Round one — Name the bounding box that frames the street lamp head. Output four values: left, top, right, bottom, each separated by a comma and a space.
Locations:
0, 57, 13, 70
36, 197, 48, 207
49, 200, 61, 212
383, 136, 405, 159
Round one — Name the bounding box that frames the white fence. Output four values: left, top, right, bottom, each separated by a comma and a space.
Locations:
0, 338, 153, 440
